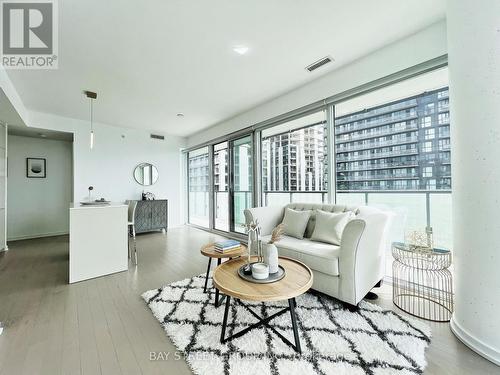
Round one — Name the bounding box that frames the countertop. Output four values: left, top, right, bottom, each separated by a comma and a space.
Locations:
70, 202, 127, 210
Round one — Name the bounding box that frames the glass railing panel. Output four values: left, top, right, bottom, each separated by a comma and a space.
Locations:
263, 192, 289, 206
234, 191, 252, 233
214, 191, 229, 232
233, 191, 252, 233
429, 193, 452, 249
336, 192, 366, 206
188, 191, 209, 227
368, 193, 427, 242
367, 192, 427, 278
291, 192, 325, 204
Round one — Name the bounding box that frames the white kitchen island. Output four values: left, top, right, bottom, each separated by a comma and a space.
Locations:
69, 202, 128, 283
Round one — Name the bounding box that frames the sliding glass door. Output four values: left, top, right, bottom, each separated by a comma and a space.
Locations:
213, 142, 229, 231
208, 135, 253, 234
230, 135, 253, 233
188, 147, 210, 227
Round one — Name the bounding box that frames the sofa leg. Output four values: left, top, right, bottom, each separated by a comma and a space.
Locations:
343, 302, 359, 312
374, 279, 383, 288
364, 291, 378, 300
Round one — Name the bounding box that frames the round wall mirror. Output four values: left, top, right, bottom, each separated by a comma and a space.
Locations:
134, 163, 159, 186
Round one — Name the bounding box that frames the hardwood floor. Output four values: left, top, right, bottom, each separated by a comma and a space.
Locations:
0, 227, 497, 375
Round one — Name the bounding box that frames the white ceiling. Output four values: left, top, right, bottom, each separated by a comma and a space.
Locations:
8, 125, 73, 141
6, 0, 445, 137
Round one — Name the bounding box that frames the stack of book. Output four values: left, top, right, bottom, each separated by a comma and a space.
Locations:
214, 239, 241, 253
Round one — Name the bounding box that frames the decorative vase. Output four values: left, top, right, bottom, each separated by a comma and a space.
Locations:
263, 243, 279, 274
247, 227, 257, 263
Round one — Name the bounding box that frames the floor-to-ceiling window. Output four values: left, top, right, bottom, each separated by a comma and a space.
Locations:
188, 147, 210, 227
185, 62, 451, 255
334, 67, 451, 275
187, 135, 253, 235
261, 110, 328, 205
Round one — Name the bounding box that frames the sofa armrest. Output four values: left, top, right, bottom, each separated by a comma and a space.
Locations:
244, 206, 284, 236
338, 211, 390, 305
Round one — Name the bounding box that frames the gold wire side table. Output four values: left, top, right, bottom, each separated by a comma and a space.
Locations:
392, 242, 453, 322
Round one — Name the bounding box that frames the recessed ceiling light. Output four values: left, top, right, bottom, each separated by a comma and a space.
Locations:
233, 45, 249, 55
176, 113, 184, 117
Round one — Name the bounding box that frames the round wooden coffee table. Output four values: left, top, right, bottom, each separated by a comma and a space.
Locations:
213, 256, 313, 353
200, 243, 248, 307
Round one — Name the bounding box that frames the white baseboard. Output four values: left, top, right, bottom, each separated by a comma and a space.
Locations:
450, 315, 500, 366
7, 231, 69, 242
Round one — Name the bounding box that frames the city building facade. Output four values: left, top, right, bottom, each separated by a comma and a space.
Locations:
262, 123, 327, 193
335, 87, 451, 191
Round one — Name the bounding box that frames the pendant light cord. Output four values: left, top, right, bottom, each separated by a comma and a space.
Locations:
90, 98, 93, 132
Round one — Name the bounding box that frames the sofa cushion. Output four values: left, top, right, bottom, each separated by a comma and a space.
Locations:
311, 210, 355, 245
281, 208, 311, 239
285, 203, 359, 238
261, 235, 340, 276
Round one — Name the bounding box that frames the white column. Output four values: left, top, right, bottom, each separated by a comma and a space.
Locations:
448, 0, 500, 365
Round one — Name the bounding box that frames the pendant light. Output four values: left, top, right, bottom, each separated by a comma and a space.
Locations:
84, 90, 97, 149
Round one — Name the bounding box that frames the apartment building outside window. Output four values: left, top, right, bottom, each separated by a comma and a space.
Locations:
438, 112, 450, 124
261, 111, 328, 205
334, 66, 451, 255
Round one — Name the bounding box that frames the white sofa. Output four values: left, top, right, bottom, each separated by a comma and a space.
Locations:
244, 203, 391, 306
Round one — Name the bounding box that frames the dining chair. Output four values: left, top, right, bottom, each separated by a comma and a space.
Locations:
126, 200, 138, 265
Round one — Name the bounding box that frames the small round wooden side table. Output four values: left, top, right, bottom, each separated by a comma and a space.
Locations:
200, 243, 248, 307
213, 256, 313, 353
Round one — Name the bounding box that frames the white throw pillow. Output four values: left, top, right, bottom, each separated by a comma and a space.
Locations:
311, 210, 355, 245
281, 208, 311, 239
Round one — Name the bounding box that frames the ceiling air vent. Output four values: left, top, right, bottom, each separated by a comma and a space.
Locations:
150, 134, 165, 140
305, 56, 333, 72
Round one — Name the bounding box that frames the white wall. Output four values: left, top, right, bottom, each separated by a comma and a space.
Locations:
28, 111, 186, 227
0, 124, 6, 249
0, 70, 29, 127
187, 20, 447, 147
7, 135, 72, 240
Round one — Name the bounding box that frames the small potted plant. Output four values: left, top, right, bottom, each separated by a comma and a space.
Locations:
263, 224, 284, 274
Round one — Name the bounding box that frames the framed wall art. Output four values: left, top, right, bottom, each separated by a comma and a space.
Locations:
26, 158, 46, 178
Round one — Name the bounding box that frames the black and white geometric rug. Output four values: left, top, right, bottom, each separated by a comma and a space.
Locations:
142, 274, 431, 375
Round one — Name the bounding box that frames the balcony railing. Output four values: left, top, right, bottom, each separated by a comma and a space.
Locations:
189, 190, 252, 233
438, 103, 450, 112
336, 148, 418, 161
336, 122, 418, 143
264, 190, 328, 206
335, 99, 418, 125
336, 112, 418, 135
336, 190, 452, 250
337, 160, 419, 172
336, 136, 418, 152
337, 172, 419, 181
263, 189, 452, 251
